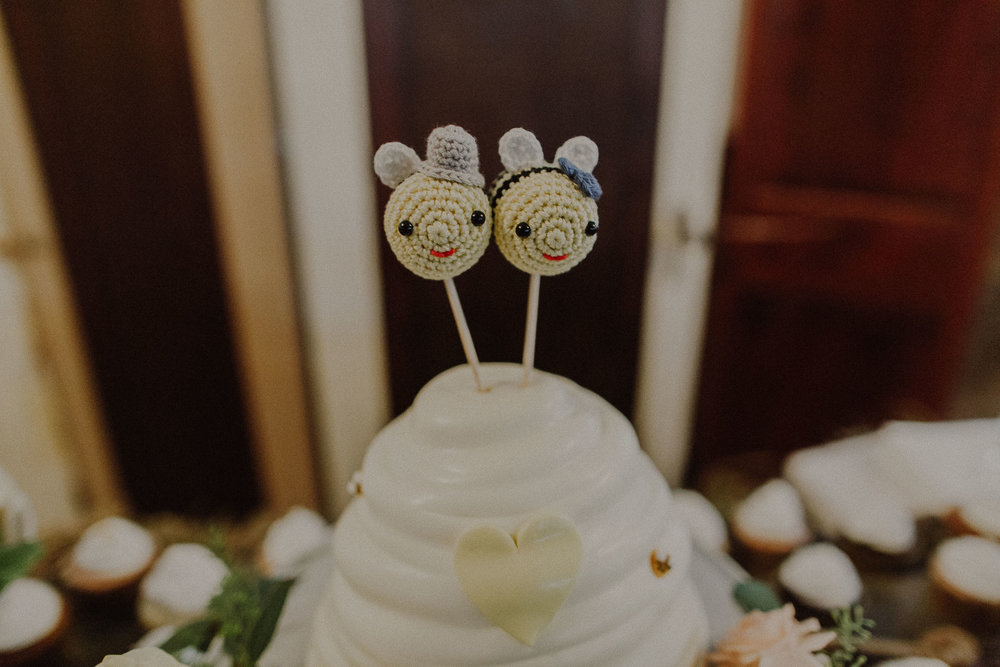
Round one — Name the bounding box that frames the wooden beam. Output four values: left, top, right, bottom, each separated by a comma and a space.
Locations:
0, 12, 126, 516
266, 0, 391, 515
180, 0, 320, 511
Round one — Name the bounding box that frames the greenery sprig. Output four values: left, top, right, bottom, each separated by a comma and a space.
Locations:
159, 529, 293, 667
825, 605, 876, 667
0, 541, 44, 593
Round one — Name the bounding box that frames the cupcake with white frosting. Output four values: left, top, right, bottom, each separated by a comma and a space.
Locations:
777, 542, 862, 614
731, 479, 812, 564
832, 498, 928, 571
784, 435, 926, 569
929, 535, 1000, 630
0, 577, 68, 664
257, 506, 331, 578
137, 543, 229, 629
944, 494, 1000, 542
62, 516, 156, 601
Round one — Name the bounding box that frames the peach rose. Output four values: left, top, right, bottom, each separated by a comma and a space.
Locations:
709, 603, 836, 667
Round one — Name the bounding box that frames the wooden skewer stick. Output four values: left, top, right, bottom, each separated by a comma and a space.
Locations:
443, 277, 485, 392
521, 272, 541, 386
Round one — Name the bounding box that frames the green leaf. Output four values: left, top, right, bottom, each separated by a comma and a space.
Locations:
206, 525, 234, 569
245, 577, 293, 663
158, 618, 219, 656
0, 542, 44, 592
208, 569, 258, 664
732, 578, 782, 612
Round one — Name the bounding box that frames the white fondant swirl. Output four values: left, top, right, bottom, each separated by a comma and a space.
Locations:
308, 364, 706, 666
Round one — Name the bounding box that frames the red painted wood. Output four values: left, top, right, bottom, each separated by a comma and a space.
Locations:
691, 0, 1000, 478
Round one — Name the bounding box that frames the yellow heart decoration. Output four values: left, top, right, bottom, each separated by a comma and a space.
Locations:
454, 515, 583, 646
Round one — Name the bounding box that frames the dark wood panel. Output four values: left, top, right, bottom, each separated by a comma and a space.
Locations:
732, 0, 1000, 204
690, 0, 1000, 479
364, 0, 666, 415
3, 1, 261, 516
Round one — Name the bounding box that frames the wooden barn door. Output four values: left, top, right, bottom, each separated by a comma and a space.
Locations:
691, 1, 1000, 477
1, 1, 317, 517
364, 0, 667, 416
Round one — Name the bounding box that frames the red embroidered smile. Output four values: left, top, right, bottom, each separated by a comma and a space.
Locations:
430, 248, 456, 258
543, 253, 569, 261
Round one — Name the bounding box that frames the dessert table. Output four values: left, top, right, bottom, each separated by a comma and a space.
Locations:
21, 462, 1000, 666
697, 451, 1000, 666
48, 546, 1000, 666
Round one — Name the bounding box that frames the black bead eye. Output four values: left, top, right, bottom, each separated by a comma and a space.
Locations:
398, 220, 413, 236
585, 220, 599, 236
470, 210, 486, 226
515, 222, 532, 238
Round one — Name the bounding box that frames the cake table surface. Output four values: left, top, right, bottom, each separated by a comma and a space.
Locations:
24, 485, 1000, 665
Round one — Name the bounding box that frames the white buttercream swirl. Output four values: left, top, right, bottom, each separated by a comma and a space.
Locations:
308, 364, 706, 666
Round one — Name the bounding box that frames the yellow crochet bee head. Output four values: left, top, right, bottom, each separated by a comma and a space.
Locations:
374, 125, 492, 280
490, 128, 601, 276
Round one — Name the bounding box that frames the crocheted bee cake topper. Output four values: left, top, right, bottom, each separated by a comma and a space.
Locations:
490, 128, 600, 276
490, 128, 601, 383
374, 125, 492, 390
374, 125, 492, 280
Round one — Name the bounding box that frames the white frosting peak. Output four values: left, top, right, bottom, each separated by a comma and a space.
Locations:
307, 364, 706, 666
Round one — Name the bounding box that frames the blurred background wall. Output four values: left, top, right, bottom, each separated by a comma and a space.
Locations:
1, 0, 998, 532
